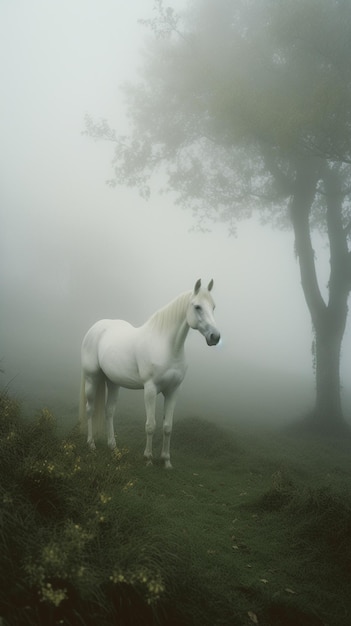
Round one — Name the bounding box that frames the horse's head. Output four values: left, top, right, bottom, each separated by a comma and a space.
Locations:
187, 279, 221, 346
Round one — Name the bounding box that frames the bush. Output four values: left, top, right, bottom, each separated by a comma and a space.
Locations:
0, 392, 168, 625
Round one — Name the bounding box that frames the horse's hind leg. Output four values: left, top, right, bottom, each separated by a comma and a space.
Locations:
85, 374, 98, 450
106, 380, 119, 450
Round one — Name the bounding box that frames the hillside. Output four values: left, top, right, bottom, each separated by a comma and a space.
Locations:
1, 393, 351, 625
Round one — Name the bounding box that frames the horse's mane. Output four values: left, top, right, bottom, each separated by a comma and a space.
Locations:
146, 291, 192, 332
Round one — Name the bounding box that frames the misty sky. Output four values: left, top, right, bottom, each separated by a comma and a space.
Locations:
1, 0, 350, 422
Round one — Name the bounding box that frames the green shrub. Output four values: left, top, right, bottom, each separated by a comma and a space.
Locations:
0, 393, 167, 625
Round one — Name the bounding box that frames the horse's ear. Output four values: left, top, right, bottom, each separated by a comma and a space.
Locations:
194, 279, 201, 294
208, 279, 214, 292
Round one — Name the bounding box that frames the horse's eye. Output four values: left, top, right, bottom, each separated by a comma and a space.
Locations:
194, 305, 202, 312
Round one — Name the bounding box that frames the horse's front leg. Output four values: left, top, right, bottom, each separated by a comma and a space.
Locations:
143, 381, 157, 465
106, 380, 119, 450
161, 387, 179, 470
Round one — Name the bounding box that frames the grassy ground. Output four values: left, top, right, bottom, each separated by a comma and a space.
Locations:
0, 392, 351, 625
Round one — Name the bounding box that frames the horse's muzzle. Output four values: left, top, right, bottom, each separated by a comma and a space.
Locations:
206, 331, 221, 346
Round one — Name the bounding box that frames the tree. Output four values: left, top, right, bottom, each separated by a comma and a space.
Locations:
85, 0, 351, 434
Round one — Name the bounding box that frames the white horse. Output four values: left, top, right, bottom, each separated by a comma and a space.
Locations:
79, 279, 220, 468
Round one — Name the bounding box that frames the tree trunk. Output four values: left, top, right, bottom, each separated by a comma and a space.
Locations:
314, 313, 346, 432
290, 159, 350, 435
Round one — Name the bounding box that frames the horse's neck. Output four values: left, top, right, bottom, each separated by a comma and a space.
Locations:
146, 292, 191, 353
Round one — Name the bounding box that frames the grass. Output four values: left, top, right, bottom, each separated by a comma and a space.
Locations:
0, 393, 351, 625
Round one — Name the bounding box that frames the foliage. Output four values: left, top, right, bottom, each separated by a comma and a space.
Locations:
0, 394, 173, 625
1, 392, 351, 625
85, 0, 351, 228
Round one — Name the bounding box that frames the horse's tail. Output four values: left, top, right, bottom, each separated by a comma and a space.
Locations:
78, 372, 106, 438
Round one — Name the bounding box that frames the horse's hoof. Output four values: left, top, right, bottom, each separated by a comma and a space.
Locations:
88, 440, 96, 451
108, 439, 116, 450
161, 455, 173, 469
145, 458, 153, 467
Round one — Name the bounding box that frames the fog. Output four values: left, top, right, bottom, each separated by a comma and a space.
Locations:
1, 1, 351, 428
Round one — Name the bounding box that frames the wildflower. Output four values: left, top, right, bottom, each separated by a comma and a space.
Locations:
99, 492, 112, 505
110, 567, 164, 603
112, 447, 123, 461
123, 479, 136, 492
62, 441, 75, 455
40, 582, 67, 607
42, 544, 66, 569
73, 456, 81, 472
46, 462, 55, 473
110, 571, 126, 584
64, 520, 94, 546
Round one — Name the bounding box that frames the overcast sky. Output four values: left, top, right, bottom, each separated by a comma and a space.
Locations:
1, 0, 350, 423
